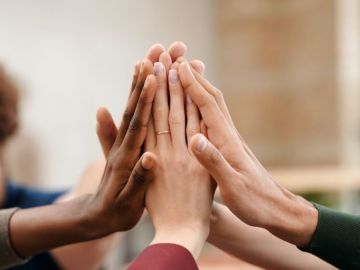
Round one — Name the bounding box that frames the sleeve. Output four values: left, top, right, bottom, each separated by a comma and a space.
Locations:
299, 203, 360, 270
0, 208, 29, 268
127, 244, 198, 270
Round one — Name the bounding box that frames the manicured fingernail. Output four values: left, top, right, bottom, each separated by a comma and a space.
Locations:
142, 154, 154, 170
154, 62, 164, 76
169, 69, 178, 84
196, 135, 208, 152
186, 94, 192, 104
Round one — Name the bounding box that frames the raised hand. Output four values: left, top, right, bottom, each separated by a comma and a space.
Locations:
178, 62, 318, 247
144, 54, 213, 260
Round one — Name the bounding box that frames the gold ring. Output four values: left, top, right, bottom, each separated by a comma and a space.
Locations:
156, 130, 170, 135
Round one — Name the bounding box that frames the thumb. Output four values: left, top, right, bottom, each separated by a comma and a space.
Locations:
96, 107, 118, 158
119, 152, 158, 205
190, 134, 234, 185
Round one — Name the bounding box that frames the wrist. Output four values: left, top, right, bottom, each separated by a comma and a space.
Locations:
151, 223, 209, 260
265, 193, 318, 247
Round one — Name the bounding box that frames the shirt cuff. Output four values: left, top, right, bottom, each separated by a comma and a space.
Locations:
299, 203, 360, 270
127, 243, 198, 270
0, 208, 29, 268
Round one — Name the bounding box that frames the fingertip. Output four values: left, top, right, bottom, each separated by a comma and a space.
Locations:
190, 133, 208, 154
134, 61, 141, 76
146, 43, 166, 62
96, 106, 110, 123
141, 152, 158, 170
190, 60, 205, 75
168, 41, 187, 61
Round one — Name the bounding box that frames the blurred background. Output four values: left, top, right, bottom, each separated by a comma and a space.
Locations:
1, 0, 359, 269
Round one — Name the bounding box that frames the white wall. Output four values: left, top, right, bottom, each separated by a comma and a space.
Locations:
0, 0, 216, 188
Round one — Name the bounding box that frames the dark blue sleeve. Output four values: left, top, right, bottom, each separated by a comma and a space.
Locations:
3, 180, 66, 209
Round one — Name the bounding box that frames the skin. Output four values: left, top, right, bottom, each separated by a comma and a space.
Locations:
8, 51, 160, 259
96, 43, 211, 260
210, 203, 336, 270
96, 44, 332, 268
52, 160, 120, 270
145, 56, 213, 259
177, 61, 318, 247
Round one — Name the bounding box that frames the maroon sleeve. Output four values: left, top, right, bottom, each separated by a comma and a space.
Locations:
127, 243, 198, 270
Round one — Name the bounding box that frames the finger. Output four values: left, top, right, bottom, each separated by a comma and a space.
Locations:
128, 61, 141, 100
117, 152, 158, 207
179, 62, 230, 147
190, 68, 261, 166
145, 43, 166, 63
191, 68, 234, 128
116, 59, 154, 147
190, 134, 234, 186
153, 54, 172, 147
96, 107, 118, 157
186, 94, 201, 145
168, 69, 186, 149
190, 60, 205, 75
168, 41, 187, 62
171, 59, 205, 76
145, 116, 156, 151
200, 119, 208, 138
122, 75, 157, 154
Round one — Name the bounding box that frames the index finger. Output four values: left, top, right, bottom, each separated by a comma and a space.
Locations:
122, 75, 157, 154
178, 62, 231, 147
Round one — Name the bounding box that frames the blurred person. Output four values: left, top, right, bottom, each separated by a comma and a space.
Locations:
0, 52, 160, 269
0, 64, 121, 270
177, 60, 360, 270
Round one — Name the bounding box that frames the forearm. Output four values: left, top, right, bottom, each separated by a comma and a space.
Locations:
209, 203, 335, 270
9, 195, 103, 258
260, 189, 318, 247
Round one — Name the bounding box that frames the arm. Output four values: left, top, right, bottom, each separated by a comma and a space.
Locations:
209, 203, 336, 270
7, 58, 158, 262
0, 208, 27, 268
178, 62, 353, 269
51, 160, 120, 270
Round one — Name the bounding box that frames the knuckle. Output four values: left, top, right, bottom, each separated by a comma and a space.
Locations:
128, 117, 145, 134
186, 126, 198, 138
169, 112, 183, 126
122, 109, 133, 123
138, 92, 152, 106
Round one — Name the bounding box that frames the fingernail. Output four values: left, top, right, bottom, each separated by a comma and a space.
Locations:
169, 69, 178, 84
186, 94, 192, 104
141, 154, 154, 170
154, 62, 164, 76
196, 135, 208, 152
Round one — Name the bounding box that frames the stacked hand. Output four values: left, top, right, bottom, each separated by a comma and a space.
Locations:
93, 41, 318, 260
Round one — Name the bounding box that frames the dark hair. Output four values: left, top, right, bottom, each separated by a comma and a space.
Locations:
0, 65, 19, 143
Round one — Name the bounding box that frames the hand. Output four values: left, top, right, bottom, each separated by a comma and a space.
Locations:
96, 41, 204, 157
144, 54, 213, 260
178, 62, 318, 247
9, 59, 158, 258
